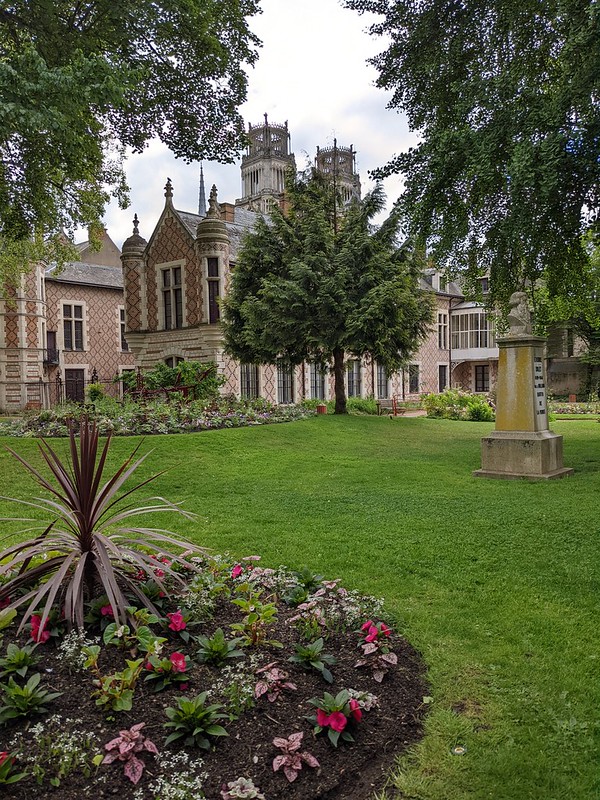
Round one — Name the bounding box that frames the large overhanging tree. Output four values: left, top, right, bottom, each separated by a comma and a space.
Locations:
344, 0, 600, 305
0, 0, 261, 283
221, 171, 434, 414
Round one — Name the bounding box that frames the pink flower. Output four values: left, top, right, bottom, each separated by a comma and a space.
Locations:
154, 568, 165, 578
380, 623, 392, 637
328, 712, 348, 732
349, 699, 362, 722
361, 620, 374, 632
100, 604, 114, 617
169, 652, 187, 673
364, 625, 379, 643
30, 614, 50, 643
316, 708, 331, 728
231, 564, 244, 579
0, 752, 9, 767
167, 610, 186, 632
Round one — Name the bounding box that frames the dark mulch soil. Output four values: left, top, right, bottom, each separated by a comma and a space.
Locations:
1, 596, 428, 800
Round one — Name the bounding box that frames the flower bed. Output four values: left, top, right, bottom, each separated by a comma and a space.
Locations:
0, 397, 314, 438
0, 556, 427, 800
0, 420, 427, 799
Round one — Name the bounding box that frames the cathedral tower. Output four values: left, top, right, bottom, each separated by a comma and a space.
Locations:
315, 140, 361, 204
236, 114, 296, 214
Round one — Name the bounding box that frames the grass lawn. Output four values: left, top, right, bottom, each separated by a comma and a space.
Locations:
1, 416, 598, 799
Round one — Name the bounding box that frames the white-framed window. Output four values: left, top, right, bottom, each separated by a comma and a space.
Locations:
309, 363, 326, 400
119, 307, 129, 352
438, 313, 448, 350
409, 364, 420, 394
347, 359, 362, 397
164, 356, 184, 368
376, 364, 389, 399
277, 360, 294, 404
475, 364, 489, 392
240, 364, 260, 399
451, 312, 495, 349
160, 263, 184, 330
62, 302, 85, 351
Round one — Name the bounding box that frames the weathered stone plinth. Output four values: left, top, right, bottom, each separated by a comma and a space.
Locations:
474, 317, 573, 480
473, 430, 574, 480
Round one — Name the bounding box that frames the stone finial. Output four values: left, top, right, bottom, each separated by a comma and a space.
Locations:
164, 178, 173, 200
132, 213, 139, 235
207, 184, 221, 219
507, 291, 532, 336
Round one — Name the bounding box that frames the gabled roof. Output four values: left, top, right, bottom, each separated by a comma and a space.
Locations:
174, 207, 258, 261
45, 262, 123, 289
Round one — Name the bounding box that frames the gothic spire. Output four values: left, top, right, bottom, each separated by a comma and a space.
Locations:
198, 162, 207, 217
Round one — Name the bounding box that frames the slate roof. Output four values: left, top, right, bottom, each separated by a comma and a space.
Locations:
45, 262, 123, 289
175, 207, 258, 261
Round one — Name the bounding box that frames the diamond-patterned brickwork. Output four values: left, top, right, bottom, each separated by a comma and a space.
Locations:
147, 215, 199, 330
45, 283, 135, 381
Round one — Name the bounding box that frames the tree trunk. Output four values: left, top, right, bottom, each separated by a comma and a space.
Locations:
332, 347, 347, 414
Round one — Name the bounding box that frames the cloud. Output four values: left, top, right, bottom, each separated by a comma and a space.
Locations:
99, 0, 413, 248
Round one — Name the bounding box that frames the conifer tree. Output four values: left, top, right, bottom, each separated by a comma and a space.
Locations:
222, 171, 434, 414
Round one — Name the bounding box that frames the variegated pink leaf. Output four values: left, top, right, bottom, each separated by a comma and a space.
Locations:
301, 752, 320, 768
273, 754, 287, 771
283, 765, 299, 782
124, 754, 145, 785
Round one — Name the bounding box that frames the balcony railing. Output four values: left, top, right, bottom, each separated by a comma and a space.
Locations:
43, 348, 60, 365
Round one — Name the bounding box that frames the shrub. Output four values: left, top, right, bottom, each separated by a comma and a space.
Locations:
0, 418, 201, 631
86, 383, 105, 403
422, 388, 494, 421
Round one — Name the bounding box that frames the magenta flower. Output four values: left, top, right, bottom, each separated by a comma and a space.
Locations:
349, 699, 362, 722
169, 652, 187, 673
154, 568, 165, 578
30, 614, 50, 643
231, 564, 243, 579
361, 620, 374, 631
328, 712, 348, 732
364, 625, 379, 643
316, 708, 330, 728
0, 752, 9, 767
380, 623, 392, 637
167, 610, 186, 631
100, 604, 114, 617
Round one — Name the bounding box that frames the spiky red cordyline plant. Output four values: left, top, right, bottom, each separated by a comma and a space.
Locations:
0, 418, 201, 632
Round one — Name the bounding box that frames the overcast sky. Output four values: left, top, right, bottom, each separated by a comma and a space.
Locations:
100, 0, 416, 248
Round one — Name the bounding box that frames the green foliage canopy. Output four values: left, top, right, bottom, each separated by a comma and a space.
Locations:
0, 0, 261, 276
345, 0, 600, 303
222, 172, 434, 413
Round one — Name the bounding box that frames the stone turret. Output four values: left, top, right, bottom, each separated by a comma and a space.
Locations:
120, 214, 147, 333
196, 186, 229, 327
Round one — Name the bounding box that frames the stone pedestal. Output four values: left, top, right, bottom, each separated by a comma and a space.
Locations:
473, 333, 573, 480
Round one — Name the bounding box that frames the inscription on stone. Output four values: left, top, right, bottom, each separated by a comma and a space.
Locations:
534, 357, 547, 416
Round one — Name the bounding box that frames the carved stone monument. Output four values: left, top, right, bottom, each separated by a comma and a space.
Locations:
473, 292, 573, 480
